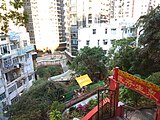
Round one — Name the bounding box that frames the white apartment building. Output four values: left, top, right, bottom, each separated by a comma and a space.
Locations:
30, 0, 60, 52
0, 0, 35, 110
65, 0, 111, 56
62, 0, 71, 52
78, 19, 136, 53
134, 0, 160, 20
112, 0, 160, 21
0, 31, 35, 107
76, 0, 110, 28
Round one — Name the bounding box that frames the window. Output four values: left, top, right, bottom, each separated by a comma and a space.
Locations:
86, 40, 90, 46
111, 28, 116, 35
130, 28, 134, 33
28, 75, 32, 81
105, 28, 107, 34
93, 29, 96, 34
97, 40, 100, 46
10, 44, 17, 50
1, 37, 6, 41
71, 33, 78, 38
0, 93, 6, 101
8, 84, 16, 94
111, 39, 115, 44
17, 80, 23, 88
23, 40, 27, 47
0, 44, 10, 55
103, 39, 108, 45
3, 57, 12, 68
72, 39, 77, 44
125, 28, 127, 33
88, 20, 92, 24
88, 14, 92, 19
25, 53, 29, 61
13, 57, 18, 64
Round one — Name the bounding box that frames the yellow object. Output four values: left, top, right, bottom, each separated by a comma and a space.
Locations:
76, 74, 92, 87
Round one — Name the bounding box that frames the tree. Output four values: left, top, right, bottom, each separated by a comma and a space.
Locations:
136, 5, 160, 75
0, 0, 28, 33
107, 38, 137, 73
70, 47, 108, 82
8, 80, 65, 120
107, 38, 144, 107
146, 72, 160, 87
37, 66, 63, 79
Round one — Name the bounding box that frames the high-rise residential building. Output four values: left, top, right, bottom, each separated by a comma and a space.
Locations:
64, 0, 71, 53
148, 0, 160, 9
112, 0, 134, 20
57, 0, 65, 43
76, 0, 110, 28
110, 0, 160, 21
24, 0, 36, 45
56, 0, 68, 51
27, 0, 66, 52
65, 0, 112, 56
0, 32, 35, 107
68, 0, 78, 56
23, 0, 159, 55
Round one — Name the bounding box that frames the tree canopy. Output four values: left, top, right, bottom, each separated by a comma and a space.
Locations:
37, 66, 63, 79
70, 46, 108, 82
107, 36, 159, 107
8, 80, 65, 120
135, 5, 160, 75
0, 0, 28, 33
107, 38, 137, 73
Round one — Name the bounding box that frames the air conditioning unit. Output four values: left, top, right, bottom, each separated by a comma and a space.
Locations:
14, 64, 19, 68
17, 64, 19, 68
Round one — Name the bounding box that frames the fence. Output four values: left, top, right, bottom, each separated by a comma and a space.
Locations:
62, 81, 105, 102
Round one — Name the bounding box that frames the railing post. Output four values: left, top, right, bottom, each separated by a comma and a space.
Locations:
97, 89, 100, 120
113, 67, 119, 108
102, 90, 103, 119
157, 102, 160, 120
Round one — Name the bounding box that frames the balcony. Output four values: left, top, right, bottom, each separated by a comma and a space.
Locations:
7, 74, 26, 87
5, 70, 22, 84
2, 63, 21, 73
17, 45, 35, 56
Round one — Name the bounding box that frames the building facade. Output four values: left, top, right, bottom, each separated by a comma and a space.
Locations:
111, 0, 160, 21
65, 0, 112, 56
28, 0, 67, 52
64, 0, 71, 53
78, 19, 136, 53
66, 0, 78, 56
0, 32, 35, 108
57, 0, 66, 43
24, 0, 160, 55
0, 0, 35, 110
24, 0, 36, 44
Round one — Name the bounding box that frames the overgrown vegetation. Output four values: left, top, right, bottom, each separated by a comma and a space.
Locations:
8, 80, 65, 120
106, 5, 160, 107
70, 46, 108, 82
63, 99, 98, 120
37, 66, 63, 79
